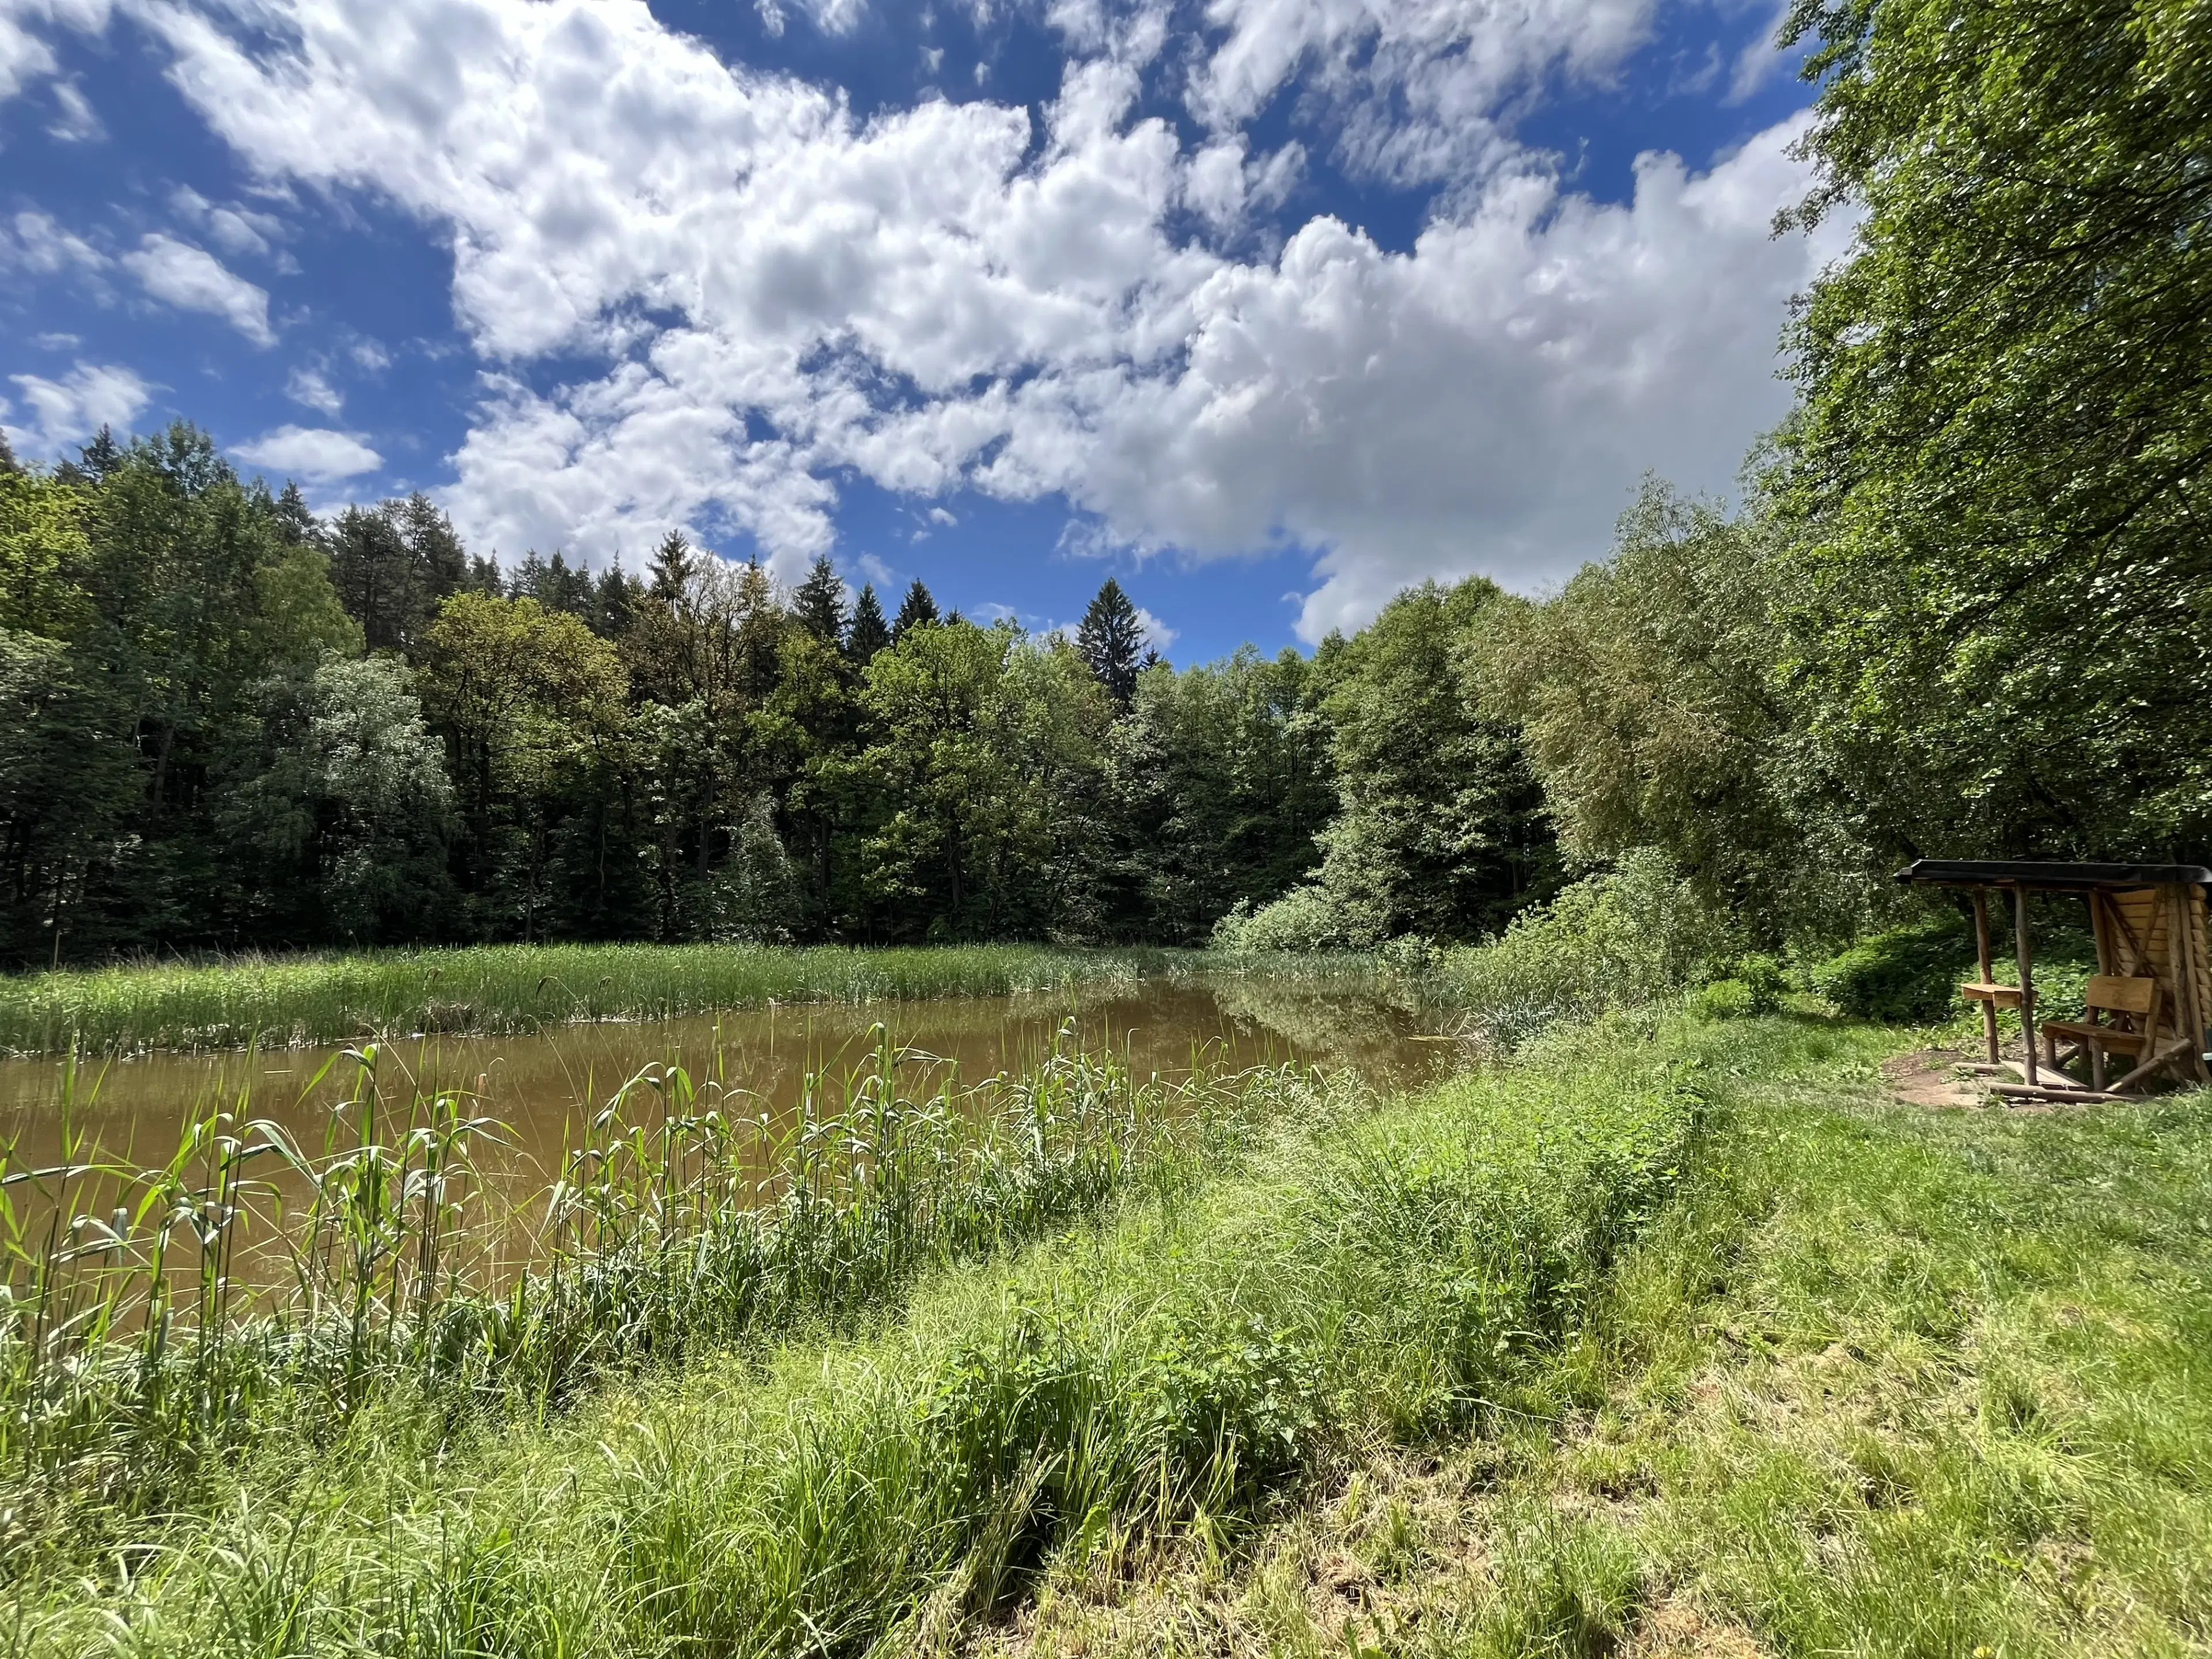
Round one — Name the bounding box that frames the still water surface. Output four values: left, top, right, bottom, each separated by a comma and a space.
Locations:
0, 978, 1460, 1224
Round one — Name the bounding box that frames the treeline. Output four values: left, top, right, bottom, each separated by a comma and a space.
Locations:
0, 428, 1557, 963
3, 0, 2205, 968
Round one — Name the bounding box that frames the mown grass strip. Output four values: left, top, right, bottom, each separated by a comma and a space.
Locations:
15, 1036, 1704, 1657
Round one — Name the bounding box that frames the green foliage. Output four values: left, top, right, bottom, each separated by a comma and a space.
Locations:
1430, 849, 1736, 1043
7, 1018, 1699, 1653
1772, 0, 2212, 860
1075, 576, 1145, 707
1309, 578, 1559, 942
1476, 480, 1883, 943
1807, 915, 1974, 1022
0, 1028, 1315, 1575
0, 942, 1163, 1054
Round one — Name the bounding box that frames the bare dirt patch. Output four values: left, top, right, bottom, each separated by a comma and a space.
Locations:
1880, 1047, 1996, 1110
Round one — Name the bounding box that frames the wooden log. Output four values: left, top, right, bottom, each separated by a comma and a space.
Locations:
1991, 1082, 2123, 1105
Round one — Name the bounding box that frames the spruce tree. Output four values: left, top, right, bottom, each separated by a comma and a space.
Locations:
77, 425, 123, 479
593, 556, 639, 638
892, 578, 940, 641
650, 529, 696, 602
792, 554, 848, 643
1076, 578, 1145, 707
273, 481, 319, 546
847, 582, 891, 663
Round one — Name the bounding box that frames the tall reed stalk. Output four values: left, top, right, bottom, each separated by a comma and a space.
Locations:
0, 1023, 1316, 1569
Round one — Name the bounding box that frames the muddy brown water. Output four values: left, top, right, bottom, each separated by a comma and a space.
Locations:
0, 979, 1464, 1296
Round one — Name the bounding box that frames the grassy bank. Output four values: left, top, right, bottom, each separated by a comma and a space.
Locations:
9, 1020, 1698, 1653
17, 1010, 2206, 1654
0, 944, 1190, 1055
983, 1017, 2212, 1658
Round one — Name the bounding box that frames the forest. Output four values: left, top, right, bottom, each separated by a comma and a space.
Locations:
1, 0, 2207, 978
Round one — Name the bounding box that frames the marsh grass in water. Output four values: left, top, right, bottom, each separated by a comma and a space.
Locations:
0, 1022, 1312, 1578
7, 1028, 1701, 1656
0, 943, 1183, 1056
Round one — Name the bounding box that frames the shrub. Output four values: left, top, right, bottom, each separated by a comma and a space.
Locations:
1431, 849, 1736, 1042
1810, 918, 1974, 1022
1210, 885, 1384, 953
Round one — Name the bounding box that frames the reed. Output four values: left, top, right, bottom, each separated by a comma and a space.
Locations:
0, 1022, 1316, 1571
0, 942, 1184, 1056
8, 1031, 1702, 1656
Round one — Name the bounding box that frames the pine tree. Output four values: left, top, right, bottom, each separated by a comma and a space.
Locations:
1077, 578, 1145, 707
78, 425, 123, 480
650, 530, 697, 603
892, 578, 940, 641
593, 556, 639, 638
0, 430, 19, 474
791, 554, 848, 643
274, 481, 319, 547
847, 583, 891, 664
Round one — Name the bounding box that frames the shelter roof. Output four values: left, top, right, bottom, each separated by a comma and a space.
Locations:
1895, 859, 2212, 891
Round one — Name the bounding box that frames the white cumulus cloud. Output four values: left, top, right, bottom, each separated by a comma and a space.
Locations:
131, 0, 1840, 632
2, 359, 150, 457
120, 232, 275, 344
232, 423, 382, 482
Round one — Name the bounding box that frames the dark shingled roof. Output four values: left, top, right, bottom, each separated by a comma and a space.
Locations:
1895, 859, 2212, 891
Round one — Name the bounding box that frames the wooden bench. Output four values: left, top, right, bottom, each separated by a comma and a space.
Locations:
2040, 975, 2161, 1092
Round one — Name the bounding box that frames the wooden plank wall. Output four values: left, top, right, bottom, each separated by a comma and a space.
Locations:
2100, 884, 2212, 1082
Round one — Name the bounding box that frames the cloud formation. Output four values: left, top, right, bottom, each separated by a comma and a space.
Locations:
233, 422, 382, 482
120, 233, 276, 344
2, 359, 150, 456
64, 0, 1839, 632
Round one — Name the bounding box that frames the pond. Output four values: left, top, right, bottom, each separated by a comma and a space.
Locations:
0, 977, 1465, 1293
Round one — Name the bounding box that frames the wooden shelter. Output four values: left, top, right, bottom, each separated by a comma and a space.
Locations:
1895, 860, 2212, 1103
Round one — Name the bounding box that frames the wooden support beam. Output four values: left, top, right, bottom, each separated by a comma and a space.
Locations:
2014, 884, 2039, 1087
1971, 887, 1998, 1064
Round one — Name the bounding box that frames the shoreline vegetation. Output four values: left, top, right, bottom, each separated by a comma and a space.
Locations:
0, 942, 1187, 1056
0, 944, 1374, 1058
12, 1008, 2206, 1654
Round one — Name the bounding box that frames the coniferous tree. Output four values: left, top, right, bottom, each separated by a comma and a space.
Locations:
272, 481, 319, 547
592, 556, 640, 639
847, 583, 891, 664
77, 425, 123, 480
891, 579, 940, 641
1077, 578, 1145, 708
650, 530, 697, 603
791, 555, 848, 644
0, 430, 21, 475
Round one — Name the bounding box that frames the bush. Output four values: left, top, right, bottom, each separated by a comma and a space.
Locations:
1810, 918, 1974, 1022
1431, 849, 1736, 1043
1690, 953, 1790, 1021
1210, 884, 1384, 953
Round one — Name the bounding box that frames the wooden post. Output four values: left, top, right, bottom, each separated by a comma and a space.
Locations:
2013, 884, 2038, 1085
1972, 887, 1999, 1063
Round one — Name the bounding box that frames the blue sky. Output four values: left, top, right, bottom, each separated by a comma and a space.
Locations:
0, 0, 1842, 664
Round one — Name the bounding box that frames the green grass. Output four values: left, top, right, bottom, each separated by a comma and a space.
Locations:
0, 944, 1188, 1055
1, 1026, 1323, 1583
6, 1016, 1699, 1654
967, 1015, 2212, 1659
